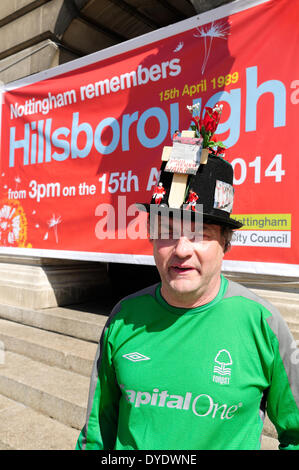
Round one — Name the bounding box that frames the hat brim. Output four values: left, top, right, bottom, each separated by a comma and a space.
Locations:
136, 203, 243, 230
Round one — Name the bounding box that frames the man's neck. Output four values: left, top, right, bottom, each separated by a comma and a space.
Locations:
161, 276, 222, 309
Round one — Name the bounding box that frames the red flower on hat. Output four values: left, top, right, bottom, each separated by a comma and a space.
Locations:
187, 103, 225, 153
191, 115, 203, 132
203, 107, 221, 134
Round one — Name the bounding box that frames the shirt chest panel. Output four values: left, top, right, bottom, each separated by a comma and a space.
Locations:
111, 308, 269, 409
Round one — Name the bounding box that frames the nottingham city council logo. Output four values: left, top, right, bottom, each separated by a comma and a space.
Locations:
212, 349, 233, 385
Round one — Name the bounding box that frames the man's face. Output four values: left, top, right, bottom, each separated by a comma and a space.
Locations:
152, 217, 226, 308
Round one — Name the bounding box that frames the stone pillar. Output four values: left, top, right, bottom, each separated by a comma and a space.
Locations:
0, 255, 110, 309
0, 39, 60, 84
0, 0, 111, 310
0, 0, 65, 84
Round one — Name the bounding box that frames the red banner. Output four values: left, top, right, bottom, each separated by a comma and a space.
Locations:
0, 0, 298, 276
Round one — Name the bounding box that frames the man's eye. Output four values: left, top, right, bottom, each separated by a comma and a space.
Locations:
202, 232, 213, 240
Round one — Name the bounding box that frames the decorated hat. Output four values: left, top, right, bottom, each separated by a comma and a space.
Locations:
137, 103, 243, 230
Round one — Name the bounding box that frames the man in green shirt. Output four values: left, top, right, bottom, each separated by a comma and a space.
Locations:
76, 116, 299, 450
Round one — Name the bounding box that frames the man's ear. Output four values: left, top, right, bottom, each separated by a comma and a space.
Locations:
226, 244, 232, 254
223, 241, 231, 254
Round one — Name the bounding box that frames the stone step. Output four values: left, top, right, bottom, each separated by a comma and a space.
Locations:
285, 320, 299, 340
251, 289, 299, 322
252, 290, 299, 339
0, 393, 277, 451
0, 351, 89, 430
0, 288, 298, 346
0, 318, 97, 377
0, 394, 78, 450
261, 434, 278, 450
0, 346, 279, 450
271, 304, 299, 326
0, 301, 109, 343
0, 291, 292, 451
263, 413, 278, 440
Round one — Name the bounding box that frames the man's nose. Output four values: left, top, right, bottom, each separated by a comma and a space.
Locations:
173, 236, 193, 257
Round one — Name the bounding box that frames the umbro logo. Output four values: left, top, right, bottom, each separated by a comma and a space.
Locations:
122, 352, 150, 362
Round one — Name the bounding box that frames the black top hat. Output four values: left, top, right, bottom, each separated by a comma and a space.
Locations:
136, 139, 242, 230
137, 102, 243, 229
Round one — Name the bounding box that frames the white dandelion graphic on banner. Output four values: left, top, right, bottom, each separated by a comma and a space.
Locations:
45, 214, 62, 243
194, 21, 230, 75
173, 42, 184, 52
14, 176, 21, 191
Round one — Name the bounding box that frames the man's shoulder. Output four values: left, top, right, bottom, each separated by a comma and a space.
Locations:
99, 283, 159, 335
223, 278, 288, 335
223, 278, 280, 315
108, 283, 159, 321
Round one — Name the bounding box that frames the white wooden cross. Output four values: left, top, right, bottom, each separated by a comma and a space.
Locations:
161, 130, 209, 208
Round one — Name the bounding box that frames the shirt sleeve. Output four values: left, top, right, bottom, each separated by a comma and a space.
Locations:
76, 316, 121, 450
263, 308, 299, 450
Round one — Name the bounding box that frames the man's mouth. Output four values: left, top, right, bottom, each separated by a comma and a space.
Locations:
170, 265, 195, 274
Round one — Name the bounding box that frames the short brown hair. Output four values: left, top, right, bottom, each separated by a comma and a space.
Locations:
220, 225, 234, 253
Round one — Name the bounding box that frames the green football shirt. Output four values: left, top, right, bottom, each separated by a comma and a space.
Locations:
76, 276, 299, 450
